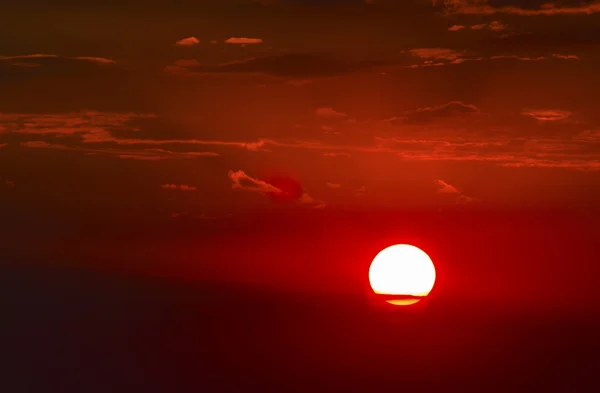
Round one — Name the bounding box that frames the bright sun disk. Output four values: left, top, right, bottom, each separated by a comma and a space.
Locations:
369, 244, 436, 305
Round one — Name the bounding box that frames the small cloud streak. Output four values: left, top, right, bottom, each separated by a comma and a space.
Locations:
316, 107, 347, 118
469, 21, 507, 31
175, 37, 200, 46
408, 48, 463, 61
434, 179, 474, 204
225, 37, 263, 44
1, 175, 15, 188
161, 184, 198, 191
71, 57, 116, 65
434, 179, 460, 194
0, 54, 117, 65
228, 170, 282, 195
490, 55, 544, 61
552, 54, 580, 60
448, 25, 466, 31
441, 1, 600, 16
228, 170, 325, 208
522, 109, 572, 122
326, 182, 341, 189
20, 141, 53, 148
323, 152, 352, 158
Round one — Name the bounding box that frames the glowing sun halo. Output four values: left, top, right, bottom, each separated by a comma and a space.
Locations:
369, 244, 436, 306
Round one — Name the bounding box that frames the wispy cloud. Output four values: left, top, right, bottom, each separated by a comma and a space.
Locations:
71, 57, 116, 65
225, 37, 263, 44
434, 179, 460, 194
0, 54, 117, 65
490, 55, 544, 61
316, 107, 347, 118
434, 179, 474, 204
0, 175, 15, 188
408, 48, 464, 61
552, 54, 580, 60
228, 170, 325, 208
160, 184, 198, 191
228, 170, 282, 195
323, 152, 352, 158
521, 109, 572, 122
6, 109, 599, 172
440, 1, 600, 16
175, 37, 200, 46
20, 140, 219, 160
404, 47, 572, 68
326, 182, 342, 189
164, 53, 391, 78
470, 21, 507, 31
448, 24, 466, 31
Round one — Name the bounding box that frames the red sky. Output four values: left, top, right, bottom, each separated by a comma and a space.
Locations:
1, 0, 600, 295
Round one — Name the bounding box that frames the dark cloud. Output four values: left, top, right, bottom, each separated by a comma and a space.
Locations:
438, 0, 600, 15
166, 53, 391, 78
0, 55, 121, 83
404, 101, 480, 123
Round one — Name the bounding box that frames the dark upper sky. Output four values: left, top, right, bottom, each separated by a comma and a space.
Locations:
1, 0, 600, 290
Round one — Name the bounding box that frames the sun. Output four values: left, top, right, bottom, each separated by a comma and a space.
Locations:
369, 244, 436, 306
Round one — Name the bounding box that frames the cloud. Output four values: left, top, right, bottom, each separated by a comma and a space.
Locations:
323, 152, 352, 157
20, 141, 53, 148
434, 179, 474, 204
175, 37, 200, 46
118, 154, 164, 161
326, 182, 342, 189
297, 192, 326, 209
1, 111, 266, 159
575, 130, 600, 142
470, 21, 507, 31
1, 176, 15, 188
0, 54, 117, 65
316, 107, 347, 118
490, 55, 544, 61
440, 1, 600, 16
0, 54, 58, 60
164, 53, 391, 78
228, 170, 282, 195
2, 111, 155, 135
434, 179, 460, 194
160, 184, 198, 191
71, 57, 117, 65
225, 37, 263, 44
405, 48, 579, 68
408, 48, 463, 61
448, 24, 466, 31
228, 170, 325, 208
488, 20, 508, 31
552, 54, 580, 60
7, 109, 599, 173
0, 54, 120, 82
19, 139, 219, 160
0, 143, 7, 148
521, 109, 572, 121
404, 101, 479, 123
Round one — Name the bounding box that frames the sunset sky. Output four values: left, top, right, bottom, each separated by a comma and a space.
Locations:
2, 0, 600, 292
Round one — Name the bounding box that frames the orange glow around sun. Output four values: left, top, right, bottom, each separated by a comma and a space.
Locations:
369, 244, 436, 306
